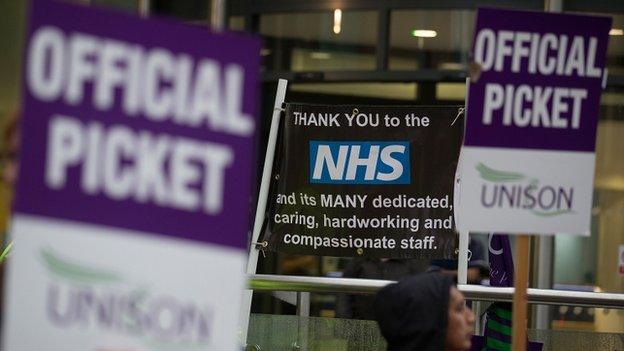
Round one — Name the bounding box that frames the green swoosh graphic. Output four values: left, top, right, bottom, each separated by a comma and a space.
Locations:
531, 209, 575, 217
476, 163, 526, 182
0, 241, 13, 263
40, 248, 122, 283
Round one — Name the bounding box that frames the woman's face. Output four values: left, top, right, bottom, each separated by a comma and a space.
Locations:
445, 286, 475, 351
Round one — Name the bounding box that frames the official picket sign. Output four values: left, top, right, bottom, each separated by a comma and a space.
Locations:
3, 1, 260, 350
456, 9, 611, 235
264, 104, 462, 258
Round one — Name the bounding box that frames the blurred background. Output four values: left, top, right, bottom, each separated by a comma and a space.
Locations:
1, 0, 623, 348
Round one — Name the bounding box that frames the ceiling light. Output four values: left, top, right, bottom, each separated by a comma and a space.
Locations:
333, 9, 342, 34
412, 29, 437, 38
260, 49, 272, 56
610, 28, 623, 36
311, 52, 331, 60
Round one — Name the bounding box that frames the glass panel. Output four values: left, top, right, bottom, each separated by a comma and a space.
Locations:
92, 0, 138, 12
0, 0, 25, 113
246, 313, 624, 351
549, 305, 624, 333
247, 314, 299, 351
389, 10, 475, 71
594, 307, 624, 333
552, 87, 624, 329
562, 13, 624, 75
151, 0, 209, 21
229, 16, 245, 31
259, 11, 377, 71
436, 82, 466, 101
290, 83, 418, 101
607, 14, 624, 75
0, 0, 25, 236
528, 328, 624, 350
554, 235, 598, 286
247, 314, 386, 351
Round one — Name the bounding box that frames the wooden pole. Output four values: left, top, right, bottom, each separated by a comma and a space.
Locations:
512, 235, 530, 351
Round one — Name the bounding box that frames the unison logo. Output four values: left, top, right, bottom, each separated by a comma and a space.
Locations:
309, 141, 410, 184
477, 163, 574, 216
40, 248, 213, 348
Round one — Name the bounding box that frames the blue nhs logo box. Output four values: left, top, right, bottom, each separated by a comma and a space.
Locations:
309, 141, 411, 184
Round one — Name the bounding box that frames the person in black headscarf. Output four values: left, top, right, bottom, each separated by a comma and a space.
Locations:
336, 257, 427, 320
374, 273, 475, 351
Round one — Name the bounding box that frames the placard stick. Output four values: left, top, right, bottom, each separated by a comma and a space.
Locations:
239, 79, 288, 344
512, 235, 530, 351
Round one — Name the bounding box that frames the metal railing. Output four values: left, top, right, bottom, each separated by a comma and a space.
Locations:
248, 274, 624, 309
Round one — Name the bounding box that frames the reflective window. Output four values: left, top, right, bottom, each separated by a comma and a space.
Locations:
151, 1, 209, 21
592, 87, 624, 303
92, 0, 138, 12
606, 14, 624, 75
554, 87, 624, 304
228, 16, 245, 31
259, 11, 377, 71
389, 10, 474, 71
436, 82, 467, 101
563, 12, 624, 75
0, 0, 25, 113
290, 83, 418, 101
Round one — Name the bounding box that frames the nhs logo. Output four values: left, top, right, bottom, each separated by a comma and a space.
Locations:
309, 141, 410, 184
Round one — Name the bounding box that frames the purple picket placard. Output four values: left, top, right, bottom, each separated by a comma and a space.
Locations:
465, 8, 611, 152
15, 0, 261, 250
